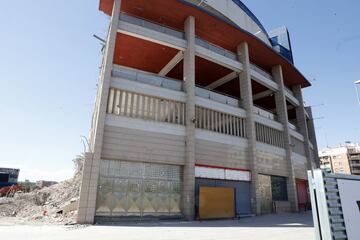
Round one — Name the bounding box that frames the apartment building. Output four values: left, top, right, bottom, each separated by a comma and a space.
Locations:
319, 143, 360, 175
77, 0, 319, 223
319, 147, 351, 174
347, 144, 360, 175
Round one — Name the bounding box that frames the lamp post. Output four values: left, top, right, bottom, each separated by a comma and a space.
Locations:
355, 80, 360, 104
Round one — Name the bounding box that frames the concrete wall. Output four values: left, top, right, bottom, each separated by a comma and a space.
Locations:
195, 138, 249, 170
256, 146, 287, 177
293, 153, 308, 180
101, 116, 301, 181
291, 137, 306, 156
102, 124, 185, 166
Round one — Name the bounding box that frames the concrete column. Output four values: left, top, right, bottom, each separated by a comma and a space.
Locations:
77, 0, 121, 224
272, 65, 299, 212
182, 16, 196, 221
293, 85, 314, 170
237, 42, 261, 215
306, 107, 320, 168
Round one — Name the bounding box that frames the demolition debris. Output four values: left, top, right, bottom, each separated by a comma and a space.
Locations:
0, 155, 84, 224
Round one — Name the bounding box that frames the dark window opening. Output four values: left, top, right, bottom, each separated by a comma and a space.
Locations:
0, 173, 9, 183
271, 176, 288, 201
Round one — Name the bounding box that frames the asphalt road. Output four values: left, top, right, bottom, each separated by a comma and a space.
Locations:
0, 212, 315, 240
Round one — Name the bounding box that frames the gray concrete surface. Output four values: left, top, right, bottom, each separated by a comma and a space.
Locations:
0, 212, 315, 240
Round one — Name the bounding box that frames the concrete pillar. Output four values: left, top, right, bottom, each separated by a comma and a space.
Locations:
306, 107, 320, 168
77, 0, 121, 224
293, 85, 314, 170
272, 65, 299, 212
237, 42, 261, 215
182, 16, 196, 221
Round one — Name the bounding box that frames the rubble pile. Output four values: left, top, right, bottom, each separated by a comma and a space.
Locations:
0, 155, 84, 224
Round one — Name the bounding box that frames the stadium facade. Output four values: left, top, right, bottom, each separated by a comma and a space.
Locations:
77, 0, 319, 223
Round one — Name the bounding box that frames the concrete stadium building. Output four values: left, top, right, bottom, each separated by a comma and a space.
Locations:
77, 0, 319, 223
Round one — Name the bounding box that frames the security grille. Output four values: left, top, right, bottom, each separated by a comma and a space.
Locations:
96, 160, 182, 217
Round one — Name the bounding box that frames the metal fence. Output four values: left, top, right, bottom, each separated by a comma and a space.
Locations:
308, 169, 360, 240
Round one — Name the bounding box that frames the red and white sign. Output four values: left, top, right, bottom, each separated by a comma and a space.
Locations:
195, 164, 251, 182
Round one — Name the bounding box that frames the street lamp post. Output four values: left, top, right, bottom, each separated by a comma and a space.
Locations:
355, 80, 360, 104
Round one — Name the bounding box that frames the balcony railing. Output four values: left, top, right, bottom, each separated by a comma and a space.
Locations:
196, 37, 275, 83
112, 66, 183, 92
195, 38, 237, 61
119, 13, 185, 40
114, 65, 245, 109
195, 37, 274, 83
255, 122, 284, 148
284, 86, 293, 96
195, 106, 246, 138
253, 105, 277, 121
351, 162, 360, 167
195, 86, 240, 108
107, 88, 185, 125
288, 122, 298, 131
112, 66, 306, 142
250, 64, 274, 82
350, 155, 360, 161
107, 80, 289, 149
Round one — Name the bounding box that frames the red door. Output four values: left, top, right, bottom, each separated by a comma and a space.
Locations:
296, 180, 308, 210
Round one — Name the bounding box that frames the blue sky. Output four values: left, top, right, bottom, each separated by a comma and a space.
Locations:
242, 0, 360, 147
1, 0, 359, 181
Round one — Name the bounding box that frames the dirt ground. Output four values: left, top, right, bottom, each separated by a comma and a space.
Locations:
0, 212, 315, 240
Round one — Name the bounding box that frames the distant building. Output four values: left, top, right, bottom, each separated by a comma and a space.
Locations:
36, 180, 58, 188
319, 143, 360, 175
346, 143, 360, 175
319, 147, 351, 174
0, 168, 20, 187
